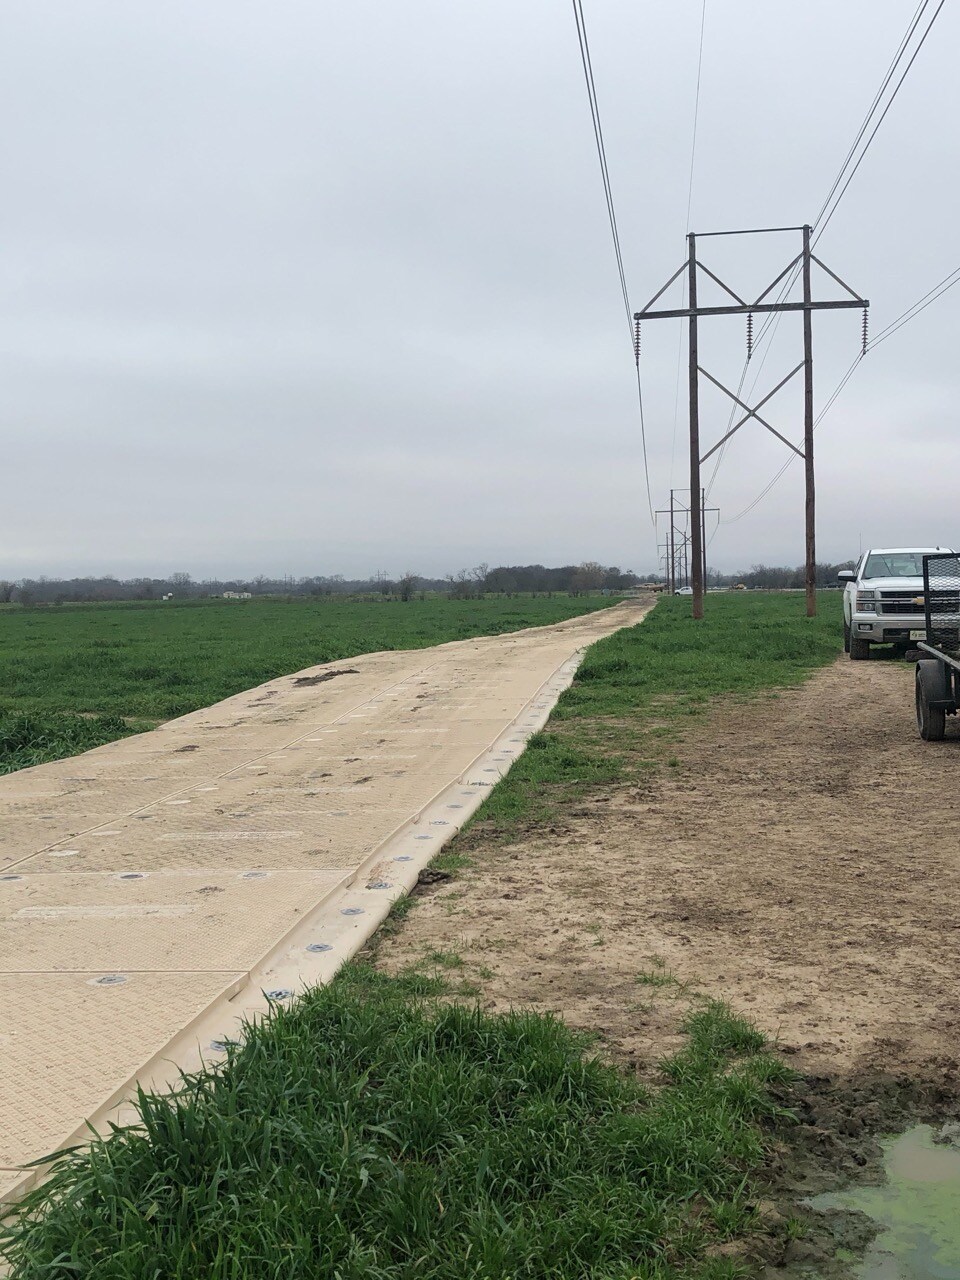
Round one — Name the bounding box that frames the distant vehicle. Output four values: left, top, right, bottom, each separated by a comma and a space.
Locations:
734, 583, 746, 590
839, 547, 953, 660
675, 586, 694, 596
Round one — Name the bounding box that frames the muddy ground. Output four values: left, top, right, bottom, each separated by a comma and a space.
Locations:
373, 654, 960, 1272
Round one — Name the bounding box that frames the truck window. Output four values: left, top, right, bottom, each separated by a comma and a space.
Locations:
863, 553, 925, 578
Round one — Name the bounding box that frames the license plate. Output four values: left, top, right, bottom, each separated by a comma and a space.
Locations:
910, 629, 926, 640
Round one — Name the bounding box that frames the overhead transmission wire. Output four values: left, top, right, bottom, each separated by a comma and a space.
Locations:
571, 0, 655, 525
746, 0, 940, 355
726, 257, 960, 523
868, 263, 960, 348
715, 0, 947, 524
741, 0, 941, 370
669, 0, 708, 490
724, 354, 861, 524
814, 0, 946, 245
723, 259, 960, 524
736, 2, 940, 410
811, 0, 929, 236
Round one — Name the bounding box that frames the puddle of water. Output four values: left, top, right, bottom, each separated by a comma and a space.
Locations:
809, 1125, 960, 1278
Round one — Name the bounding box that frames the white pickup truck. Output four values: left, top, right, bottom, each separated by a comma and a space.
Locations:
840, 547, 952, 660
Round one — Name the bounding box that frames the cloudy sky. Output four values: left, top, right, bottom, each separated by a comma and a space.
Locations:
1, 1, 956, 580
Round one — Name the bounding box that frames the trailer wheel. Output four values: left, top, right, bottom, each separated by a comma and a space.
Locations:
849, 633, 870, 660
843, 621, 850, 653
916, 667, 946, 741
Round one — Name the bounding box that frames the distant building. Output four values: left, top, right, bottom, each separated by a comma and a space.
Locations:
221, 591, 253, 600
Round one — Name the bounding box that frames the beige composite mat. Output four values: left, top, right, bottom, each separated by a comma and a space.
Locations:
0, 600, 647, 1200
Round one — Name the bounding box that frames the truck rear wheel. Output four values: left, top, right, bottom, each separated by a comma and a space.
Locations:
849, 633, 870, 660
916, 667, 947, 741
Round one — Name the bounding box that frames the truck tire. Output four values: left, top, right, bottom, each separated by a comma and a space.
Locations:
849, 633, 870, 660
843, 621, 850, 653
916, 666, 947, 741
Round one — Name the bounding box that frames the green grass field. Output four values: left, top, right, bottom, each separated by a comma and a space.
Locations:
0, 596, 615, 774
450, 590, 843, 845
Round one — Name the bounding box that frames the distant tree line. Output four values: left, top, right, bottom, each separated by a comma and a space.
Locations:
643, 561, 858, 590
0, 563, 641, 606
446, 563, 641, 598
732, 561, 856, 590
0, 559, 857, 606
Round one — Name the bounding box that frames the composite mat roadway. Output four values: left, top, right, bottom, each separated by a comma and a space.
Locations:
0, 600, 648, 1203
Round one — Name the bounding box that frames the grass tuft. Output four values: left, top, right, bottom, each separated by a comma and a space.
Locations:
0, 711, 140, 775
1, 966, 791, 1280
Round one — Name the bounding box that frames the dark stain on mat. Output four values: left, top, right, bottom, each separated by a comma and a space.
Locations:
292, 669, 360, 686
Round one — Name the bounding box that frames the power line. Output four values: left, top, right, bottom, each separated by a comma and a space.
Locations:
710, 3, 945, 512
815, 355, 863, 423
815, 0, 946, 244
722, 456, 793, 525
683, 0, 707, 235
572, 0, 630, 331
868, 264, 960, 349
670, 0, 707, 488
724, 257, 960, 525
726, 258, 960, 525
747, 1, 941, 359
722, 353, 862, 524
668, 309, 686, 487
571, 0, 655, 524
704, 359, 748, 500
812, 0, 930, 231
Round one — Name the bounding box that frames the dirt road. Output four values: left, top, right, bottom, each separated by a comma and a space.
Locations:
379, 656, 960, 1083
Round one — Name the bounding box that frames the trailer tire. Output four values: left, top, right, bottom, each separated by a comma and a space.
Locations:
849, 633, 870, 661
843, 621, 850, 654
916, 665, 947, 741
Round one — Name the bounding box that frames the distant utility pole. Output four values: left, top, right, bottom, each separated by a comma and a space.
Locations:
636, 225, 868, 619
658, 528, 690, 589
656, 488, 718, 594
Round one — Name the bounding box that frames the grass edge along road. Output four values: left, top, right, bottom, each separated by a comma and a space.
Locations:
0, 595, 617, 775
441, 591, 843, 850
2, 964, 795, 1280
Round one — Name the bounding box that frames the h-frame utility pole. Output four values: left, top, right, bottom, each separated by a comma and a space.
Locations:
662, 533, 690, 587
656, 488, 718, 594
656, 496, 683, 592
636, 224, 868, 619
658, 529, 690, 589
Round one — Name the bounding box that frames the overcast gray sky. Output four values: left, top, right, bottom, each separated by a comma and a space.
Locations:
1, 1, 956, 580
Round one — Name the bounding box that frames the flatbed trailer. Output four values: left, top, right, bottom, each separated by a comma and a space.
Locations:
915, 552, 960, 740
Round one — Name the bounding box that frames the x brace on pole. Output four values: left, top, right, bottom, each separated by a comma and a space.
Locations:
698, 364, 805, 462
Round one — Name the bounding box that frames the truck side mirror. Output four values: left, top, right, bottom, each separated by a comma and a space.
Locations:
837, 570, 856, 582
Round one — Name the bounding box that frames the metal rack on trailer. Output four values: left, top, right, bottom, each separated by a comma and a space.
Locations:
915, 552, 960, 740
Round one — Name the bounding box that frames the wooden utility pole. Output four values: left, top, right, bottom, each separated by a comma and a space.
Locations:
700, 485, 708, 589
635, 225, 868, 619
687, 233, 704, 619
802, 224, 816, 617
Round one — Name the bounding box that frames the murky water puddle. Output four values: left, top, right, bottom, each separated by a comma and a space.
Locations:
809, 1125, 960, 1277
